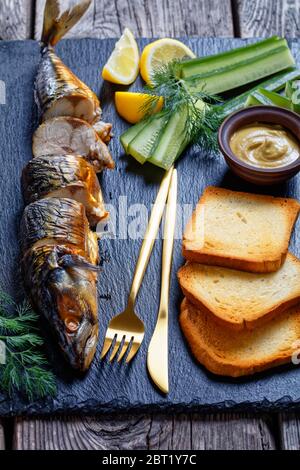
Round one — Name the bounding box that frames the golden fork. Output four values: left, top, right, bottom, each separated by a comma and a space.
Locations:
147, 169, 177, 393
100, 166, 174, 363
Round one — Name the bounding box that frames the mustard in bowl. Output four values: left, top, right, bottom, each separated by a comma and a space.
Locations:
218, 106, 300, 185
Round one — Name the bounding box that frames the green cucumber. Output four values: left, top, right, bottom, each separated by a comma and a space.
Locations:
285, 80, 300, 113
185, 46, 295, 95
214, 68, 300, 116
285, 80, 294, 98
149, 108, 188, 170
180, 37, 284, 79
120, 120, 148, 153
245, 94, 263, 106
245, 90, 273, 107
128, 113, 168, 164
285, 79, 299, 98
257, 89, 291, 109
245, 89, 291, 109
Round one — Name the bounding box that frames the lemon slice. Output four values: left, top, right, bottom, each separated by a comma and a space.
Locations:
102, 28, 139, 85
140, 38, 196, 84
115, 92, 164, 124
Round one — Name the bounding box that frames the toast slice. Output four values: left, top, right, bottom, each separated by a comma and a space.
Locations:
178, 253, 300, 330
182, 187, 300, 273
180, 298, 300, 377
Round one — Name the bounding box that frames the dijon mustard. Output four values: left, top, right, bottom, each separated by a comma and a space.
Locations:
230, 122, 300, 169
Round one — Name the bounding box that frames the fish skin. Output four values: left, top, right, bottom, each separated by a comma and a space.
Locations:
20, 197, 99, 264
36, 1, 102, 124
35, 47, 101, 124
21, 197, 89, 253
22, 243, 99, 371
22, 154, 108, 225
22, 155, 90, 202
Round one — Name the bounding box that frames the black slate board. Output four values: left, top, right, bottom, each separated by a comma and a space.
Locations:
1, 37, 300, 416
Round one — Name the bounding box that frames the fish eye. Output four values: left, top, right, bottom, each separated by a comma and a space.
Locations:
65, 317, 80, 333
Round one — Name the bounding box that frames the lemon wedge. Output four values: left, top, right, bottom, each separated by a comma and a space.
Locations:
140, 38, 196, 84
102, 28, 139, 85
115, 92, 164, 124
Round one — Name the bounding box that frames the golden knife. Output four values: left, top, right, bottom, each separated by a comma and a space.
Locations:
147, 169, 178, 393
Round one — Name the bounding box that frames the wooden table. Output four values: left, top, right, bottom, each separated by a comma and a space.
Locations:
0, 0, 300, 451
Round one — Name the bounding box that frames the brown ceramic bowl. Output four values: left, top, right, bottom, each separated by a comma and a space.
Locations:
218, 106, 300, 185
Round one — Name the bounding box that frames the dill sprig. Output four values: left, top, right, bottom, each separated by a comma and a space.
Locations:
142, 60, 223, 151
0, 290, 56, 401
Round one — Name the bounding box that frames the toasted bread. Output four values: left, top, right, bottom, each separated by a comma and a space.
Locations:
180, 298, 300, 377
182, 187, 300, 273
178, 253, 300, 330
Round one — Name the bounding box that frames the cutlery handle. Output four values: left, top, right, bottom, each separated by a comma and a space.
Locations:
128, 166, 174, 307
159, 169, 178, 316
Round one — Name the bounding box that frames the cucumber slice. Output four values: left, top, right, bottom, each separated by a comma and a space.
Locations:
180, 37, 284, 79
149, 108, 188, 170
215, 68, 300, 116
185, 46, 295, 95
120, 120, 148, 153
128, 113, 168, 164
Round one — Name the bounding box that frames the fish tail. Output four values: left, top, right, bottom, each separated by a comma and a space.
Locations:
41, 0, 92, 47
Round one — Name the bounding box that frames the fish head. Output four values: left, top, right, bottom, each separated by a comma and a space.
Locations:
47, 256, 99, 371
24, 244, 99, 371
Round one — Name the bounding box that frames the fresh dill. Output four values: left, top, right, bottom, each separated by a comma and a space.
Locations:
142, 60, 224, 151
0, 290, 56, 401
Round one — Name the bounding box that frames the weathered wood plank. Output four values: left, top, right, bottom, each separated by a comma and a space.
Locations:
278, 414, 300, 450
14, 415, 188, 450
191, 414, 276, 450
14, 414, 276, 450
0, 420, 4, 450
34, 0, 234, 40
0, 0, 33, 40
234, 0, 300, 37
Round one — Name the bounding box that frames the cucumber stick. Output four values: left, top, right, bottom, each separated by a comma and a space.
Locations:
185, 46, 295, 95
285, 79, 300, 99
244, 95, 262, 106
245, 88, 291, 109
120, 120, 148, 153
214, 68, 300, 116
149, 108, 188, 170
256, 89, 291, 109
245, 90, 277, 107
127, 113, 168, 164
180, 36, 284, 78
285, 80, 300, 113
